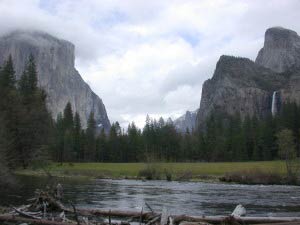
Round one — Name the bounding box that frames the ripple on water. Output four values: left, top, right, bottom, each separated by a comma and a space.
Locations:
1, 177, 300, 216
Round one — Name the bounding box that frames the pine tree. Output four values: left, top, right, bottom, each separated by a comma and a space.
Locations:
17, 55, 52, 168
73, 112, 82, 161
85, 111, 96, 161
127, 122, 142, 162
0, 56, 21, 168
108, 122, 121, 162
97, 128, 107, 162
0, 55, 16, 89
63, 102, 74, 130
27, 54, 38, 92
55, 113, 65, 163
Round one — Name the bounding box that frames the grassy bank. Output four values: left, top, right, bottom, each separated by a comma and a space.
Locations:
16, 161, 287, 182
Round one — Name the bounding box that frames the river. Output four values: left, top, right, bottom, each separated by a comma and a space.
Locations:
1, 176, 300, 217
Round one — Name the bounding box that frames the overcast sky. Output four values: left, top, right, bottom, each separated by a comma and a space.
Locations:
1, 0, 300, 128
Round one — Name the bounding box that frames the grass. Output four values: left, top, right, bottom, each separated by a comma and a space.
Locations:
16, 161, 287, 182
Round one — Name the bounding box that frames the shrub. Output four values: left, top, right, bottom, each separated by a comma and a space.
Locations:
138, 164, 160, 180
177, 170, 193, 181
164, 168, 172, 181
220, 169, 284, 185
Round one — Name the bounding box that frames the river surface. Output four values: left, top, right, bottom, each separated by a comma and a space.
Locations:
1, 176, 300, 217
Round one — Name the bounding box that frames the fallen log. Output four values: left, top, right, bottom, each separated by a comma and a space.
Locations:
66, 208, 156, 220
145, 215, 161, 225
170, 215, 300, 224
254, 222, 300, 225
179, 222, 212, 225
12, 206, 42, 219
0, 214, 75, 225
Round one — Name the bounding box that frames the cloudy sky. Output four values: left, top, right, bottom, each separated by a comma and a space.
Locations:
1, 0, 300, 127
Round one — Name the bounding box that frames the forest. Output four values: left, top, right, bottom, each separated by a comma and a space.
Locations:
0, 56, 299, 173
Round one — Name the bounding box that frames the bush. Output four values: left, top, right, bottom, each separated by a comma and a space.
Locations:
177, 170, 193, 181
138, 164, 160, 180
164, 168, 172, 181
220, 169, 284, 185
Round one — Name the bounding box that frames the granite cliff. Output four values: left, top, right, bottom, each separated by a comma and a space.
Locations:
0, 30, 110, 130
256, 27, 300, 73
197, 27, 300, 129
174, 109, 198, 133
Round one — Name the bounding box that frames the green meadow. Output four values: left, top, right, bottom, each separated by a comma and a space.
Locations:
16, 161, 287, 181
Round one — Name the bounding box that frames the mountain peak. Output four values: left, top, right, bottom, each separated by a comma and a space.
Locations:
3, 30, 74, 48
256, 27, 300, 73
213, 55, 258, 80
0, 30, 110, 130
174, 109, 198, 132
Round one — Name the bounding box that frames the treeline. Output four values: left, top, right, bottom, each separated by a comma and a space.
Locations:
1, 56, 300, 168
198, 105, 300, 162
54, 102, 300, 163
53, 112, 181, 162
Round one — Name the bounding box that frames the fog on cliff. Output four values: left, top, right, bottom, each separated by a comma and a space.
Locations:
0, 0, 300, 128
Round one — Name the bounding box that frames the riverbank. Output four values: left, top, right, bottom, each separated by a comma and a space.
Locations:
15, 161, 288, 183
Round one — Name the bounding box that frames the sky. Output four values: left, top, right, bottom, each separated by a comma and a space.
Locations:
0, 0, 300, 128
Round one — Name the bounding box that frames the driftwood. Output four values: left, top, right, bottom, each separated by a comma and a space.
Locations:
0, 215, 133, 225
170, 215, 300, 224
179, 222, 212, 225
66, 207, 157, 220
0, 214, 75, 225
160, 207, 169, 225
3, 187, 300, 225
145, 215, 161, 225
12, 206, 42, 219
254, 222, 300, 225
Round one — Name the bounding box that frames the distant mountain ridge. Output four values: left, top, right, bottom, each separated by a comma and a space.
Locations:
196, 27, 300, 129
0, 30, 110, 130
174, 109, 198, 132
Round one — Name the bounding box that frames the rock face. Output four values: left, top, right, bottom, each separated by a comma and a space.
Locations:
256, 27, 300, 73
174, 109, 198, 133
197, 27, 300, 129
0, 30, 110, 130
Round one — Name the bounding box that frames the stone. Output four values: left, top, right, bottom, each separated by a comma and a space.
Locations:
0, 30, 110, 130
174, 109, 198, 133
196, 27, 300, 129
256, 27, 300, 73
196, 55, 287, 128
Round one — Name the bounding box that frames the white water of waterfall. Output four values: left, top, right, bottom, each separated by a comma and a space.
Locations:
271, 91, 277, 116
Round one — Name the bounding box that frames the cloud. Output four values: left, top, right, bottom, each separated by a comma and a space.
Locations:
0, 0, 300, 128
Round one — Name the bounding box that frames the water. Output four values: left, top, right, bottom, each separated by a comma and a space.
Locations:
1, 176, 300, 217
271, 91, 278, 116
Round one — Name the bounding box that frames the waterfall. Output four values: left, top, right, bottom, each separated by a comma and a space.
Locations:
271, 91, 277, 116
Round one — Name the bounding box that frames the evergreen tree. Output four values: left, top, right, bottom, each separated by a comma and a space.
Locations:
17, 55, 52, 168
26, 54, 38, 92
73, 112, 82, 161
0, 55, 16, 89
55, 113, 65, 163
63, 102, 74, 130
127, 122, 142, 162
85, 111, 96, 161
108, 122, 122, 162
97, 128, 107, 162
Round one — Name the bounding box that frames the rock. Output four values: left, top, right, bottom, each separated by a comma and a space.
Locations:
174, 109, 198, 133
256, 27, 300, 73
196, 55, 287, 128
0, 30, 110, 130
197, 27, 300, 129
231, 204, 246, 217
55, 183, 63, 200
